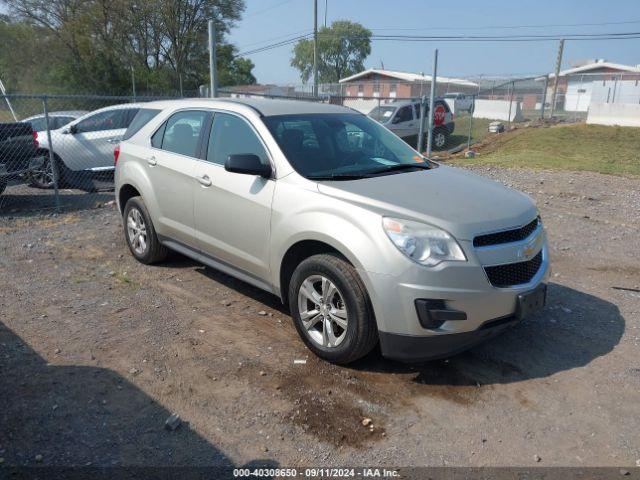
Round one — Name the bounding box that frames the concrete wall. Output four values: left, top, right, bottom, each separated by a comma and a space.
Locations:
586, 102, 640, 127
473, 99, 523, 121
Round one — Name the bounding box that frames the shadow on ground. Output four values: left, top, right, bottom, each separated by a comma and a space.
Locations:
350, 283, 625, 386
0, 322, 276, 478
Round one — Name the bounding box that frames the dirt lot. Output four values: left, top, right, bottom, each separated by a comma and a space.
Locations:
1, 165, 639, 469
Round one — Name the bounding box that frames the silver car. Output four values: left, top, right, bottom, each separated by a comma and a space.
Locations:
115, 98, 549, 364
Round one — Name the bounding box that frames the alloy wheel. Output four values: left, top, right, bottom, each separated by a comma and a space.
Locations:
126, 207, 148, 255
297, 274, 349, 348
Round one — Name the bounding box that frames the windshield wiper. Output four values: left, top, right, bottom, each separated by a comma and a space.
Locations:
307, 173, 369, 180
365, 163, 431, 175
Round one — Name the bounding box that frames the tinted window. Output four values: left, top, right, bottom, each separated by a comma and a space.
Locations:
161, 110, 207, 157
75, 109, 130, 133
54, 116, 76, 129
206, 113, 268, 166
123, 108, 161, 140
394, 106, 413, 123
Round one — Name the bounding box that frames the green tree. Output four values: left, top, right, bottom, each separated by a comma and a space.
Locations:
0, 0, 256, 94
291, 20, 371, 84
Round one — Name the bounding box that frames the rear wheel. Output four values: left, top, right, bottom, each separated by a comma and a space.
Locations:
123, 196, 168, 264
288, 253, 378, 364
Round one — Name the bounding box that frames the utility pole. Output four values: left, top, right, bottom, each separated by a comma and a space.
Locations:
550, 39, 564, 117
324, 0, 328, 27
425, 49, 438, 158
208, 20, 218, 98
313, 0, 319, 97
130, 66, 136, 101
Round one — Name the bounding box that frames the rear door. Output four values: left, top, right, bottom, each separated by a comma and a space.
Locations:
146, 109, 210, 247
193, 111, 275, 282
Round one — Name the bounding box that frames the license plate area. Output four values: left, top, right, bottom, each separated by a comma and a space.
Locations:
516, 283, 547, 320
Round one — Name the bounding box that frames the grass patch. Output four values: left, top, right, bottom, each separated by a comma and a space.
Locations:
115, 271, 139, 289
450, 123, 640, 177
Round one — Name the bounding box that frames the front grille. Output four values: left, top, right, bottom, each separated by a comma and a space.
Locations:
484, 251, 543, 288
473, 217, 539, 247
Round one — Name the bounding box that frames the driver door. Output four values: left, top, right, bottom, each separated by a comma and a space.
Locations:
390, 105, 416, 138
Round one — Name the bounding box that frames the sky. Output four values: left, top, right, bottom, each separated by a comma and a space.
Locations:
228, 0, 640, 85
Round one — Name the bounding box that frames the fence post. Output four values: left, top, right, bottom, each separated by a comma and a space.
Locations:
507, 81, 514, 129
426, 48, 438, 158
540, 75, 549, 120
417, 95, 427, 153
42, 95, 60, 212
467, 95, 474, 151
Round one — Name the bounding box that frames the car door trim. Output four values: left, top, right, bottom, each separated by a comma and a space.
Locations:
159, 236, 276, 294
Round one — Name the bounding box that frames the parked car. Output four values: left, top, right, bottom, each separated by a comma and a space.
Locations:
368, 99, 454, 150
22, 110, 87, 132
33, 104, 143, 188
443, 92, 474, 113
115, 98, 549, 364
0, 122, 39, 196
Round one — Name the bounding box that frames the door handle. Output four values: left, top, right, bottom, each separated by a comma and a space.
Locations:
196, 174, 212, 187
146, 156, 157, 166
106, 137, 120, 144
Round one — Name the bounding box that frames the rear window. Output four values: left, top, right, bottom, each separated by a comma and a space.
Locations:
123, 108, 161, 140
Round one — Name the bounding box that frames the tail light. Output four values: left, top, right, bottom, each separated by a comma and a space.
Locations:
33, 131, 39, 149
114, 144, 120, 165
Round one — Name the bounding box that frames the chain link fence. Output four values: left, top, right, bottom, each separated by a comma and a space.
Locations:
3, 69, 639, 216
0, 94, 180, 216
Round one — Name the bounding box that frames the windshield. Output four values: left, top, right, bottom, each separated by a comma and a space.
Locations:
368, 106, 396, 122
262, 113, 431, 180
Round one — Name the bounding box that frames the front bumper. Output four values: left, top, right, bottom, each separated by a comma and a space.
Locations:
363, 232, 550, 361
379, 314, 519, 362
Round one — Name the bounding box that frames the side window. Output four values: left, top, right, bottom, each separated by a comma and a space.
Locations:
206, 113, 268, 166
413, 104, 422, 119
160, 110, 207, 157
75, 109, 126, 133
123, 108, 161, 140
394, 106, 413, 123
54, 117, 75, 129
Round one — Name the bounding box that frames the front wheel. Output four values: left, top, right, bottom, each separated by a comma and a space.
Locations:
29, 153, 66, 189
288, 253, 378, 364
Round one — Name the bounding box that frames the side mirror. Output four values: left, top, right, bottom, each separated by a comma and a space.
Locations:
225, 154, 272, 178
64, 124, 77, 134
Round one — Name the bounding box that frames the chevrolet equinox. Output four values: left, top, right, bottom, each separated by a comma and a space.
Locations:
115, 98, 549, 364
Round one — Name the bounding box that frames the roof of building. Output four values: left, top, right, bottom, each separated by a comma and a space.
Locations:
548, 60, 640, 78
338, 68, 478, 87
145, 97, 354, 117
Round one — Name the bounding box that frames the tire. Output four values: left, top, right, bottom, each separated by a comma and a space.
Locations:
29, 152, 68, 189
288, 253, 378, 364
123, 196, 168, 264
433, 128, 449, 151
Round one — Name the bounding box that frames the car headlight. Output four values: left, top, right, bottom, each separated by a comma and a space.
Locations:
382, 217, 466, 266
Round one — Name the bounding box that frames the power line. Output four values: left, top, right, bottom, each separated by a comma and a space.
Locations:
237, 29, 312, 50
243, 0, 297, 19
368, 19, 640, 32
234, 30, 640, 58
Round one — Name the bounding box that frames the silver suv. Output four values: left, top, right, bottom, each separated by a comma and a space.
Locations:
115, 98, 549, 364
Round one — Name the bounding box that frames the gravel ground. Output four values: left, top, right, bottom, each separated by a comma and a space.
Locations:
0, 166, 639, 469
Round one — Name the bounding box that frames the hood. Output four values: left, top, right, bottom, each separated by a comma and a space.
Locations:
316, 165, 537, 241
